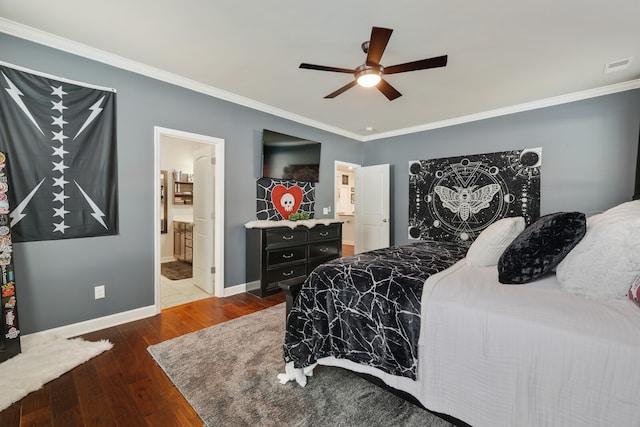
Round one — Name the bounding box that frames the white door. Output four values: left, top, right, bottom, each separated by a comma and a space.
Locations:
355, 164, 390, 254
192, 145, 215, 293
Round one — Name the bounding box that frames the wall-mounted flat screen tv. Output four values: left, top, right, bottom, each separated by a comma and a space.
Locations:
262, 129, 321, 182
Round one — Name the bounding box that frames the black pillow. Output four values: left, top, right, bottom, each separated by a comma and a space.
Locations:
498, 212, 586, 284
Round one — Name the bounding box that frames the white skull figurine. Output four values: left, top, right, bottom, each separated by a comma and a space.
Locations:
281, 193, 295, 212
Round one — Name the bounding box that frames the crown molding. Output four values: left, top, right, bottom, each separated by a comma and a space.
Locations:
0, 18, 362, 141
2, 17, 639, 144
362, 78, 640, 142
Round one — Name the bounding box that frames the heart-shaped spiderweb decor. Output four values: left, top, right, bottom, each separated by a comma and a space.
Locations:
272, 185, 302, 219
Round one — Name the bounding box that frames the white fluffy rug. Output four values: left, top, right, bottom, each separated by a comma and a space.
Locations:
0, 333, 112, 411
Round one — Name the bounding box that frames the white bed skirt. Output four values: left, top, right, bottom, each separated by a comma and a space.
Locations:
316, 260, 640, 427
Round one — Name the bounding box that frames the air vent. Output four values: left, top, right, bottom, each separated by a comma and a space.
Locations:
603, 58, 631, 74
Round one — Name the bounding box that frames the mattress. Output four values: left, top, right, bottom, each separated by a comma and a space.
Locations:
318, 260, 640, 427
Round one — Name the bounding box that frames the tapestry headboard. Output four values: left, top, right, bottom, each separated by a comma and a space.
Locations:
408, 148, 542, 243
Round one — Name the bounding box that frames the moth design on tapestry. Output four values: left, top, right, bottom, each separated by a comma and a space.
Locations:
409, 148, 541, 242
434, 183, 500, 221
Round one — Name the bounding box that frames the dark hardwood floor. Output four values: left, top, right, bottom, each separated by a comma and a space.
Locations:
1, 292, 285, 427
342, 244, 354, 257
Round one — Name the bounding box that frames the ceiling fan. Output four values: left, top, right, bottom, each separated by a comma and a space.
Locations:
299, 26, 448, 101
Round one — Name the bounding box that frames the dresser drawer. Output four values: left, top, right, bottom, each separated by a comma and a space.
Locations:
267, 246, 306, 266
308, 224, 340, 242
266, 263, 306, 284
246, 222, 342, 298
266, 228, 307, 247
308, 241, 340, 260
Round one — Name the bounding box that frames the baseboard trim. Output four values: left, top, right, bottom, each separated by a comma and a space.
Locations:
224, 282, 246, 297
22, 285, 251, 340
22, 305, 158, 340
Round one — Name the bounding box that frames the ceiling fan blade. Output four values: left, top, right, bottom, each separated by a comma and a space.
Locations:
299, 63, 355, 73
324, 80, 358, 98
366, 27, 393, 66
377, 79, 402, 101
383, 55, 448, 75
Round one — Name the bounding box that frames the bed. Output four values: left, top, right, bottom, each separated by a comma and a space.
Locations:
280, 201, 640, 427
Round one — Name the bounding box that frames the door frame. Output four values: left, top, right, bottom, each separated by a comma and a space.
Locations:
334, 160, 361, 245
334, 160, 361, 215
154, 126, 225, 311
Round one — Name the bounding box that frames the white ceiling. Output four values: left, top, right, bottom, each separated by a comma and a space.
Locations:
1, 0, 640, 141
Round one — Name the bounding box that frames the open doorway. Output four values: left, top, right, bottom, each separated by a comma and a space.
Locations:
334, 160, 360, 257
154, 127, 225, 312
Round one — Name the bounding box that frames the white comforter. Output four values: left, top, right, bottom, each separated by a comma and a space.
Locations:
316, 260, 640, 427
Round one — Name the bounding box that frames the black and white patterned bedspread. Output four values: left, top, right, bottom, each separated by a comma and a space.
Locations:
283, 240, 468, 380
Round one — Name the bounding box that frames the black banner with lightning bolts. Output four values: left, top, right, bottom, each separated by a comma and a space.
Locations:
0, 63, 118, 242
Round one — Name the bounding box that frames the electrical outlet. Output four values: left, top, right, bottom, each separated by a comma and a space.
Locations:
94, 285, 105, 299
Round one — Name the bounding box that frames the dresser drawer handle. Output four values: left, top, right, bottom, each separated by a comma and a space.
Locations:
319, 248, 329, 253
282, 235, 294, 240
282, 253, 294, 259
282, 270, 294, 277
319, 231, 329, 236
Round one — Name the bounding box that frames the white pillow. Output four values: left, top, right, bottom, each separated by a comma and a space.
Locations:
556, 200, 640, 299
466, 217, 525, 267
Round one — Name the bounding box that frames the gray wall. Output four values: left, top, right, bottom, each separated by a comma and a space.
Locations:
3, 32, 639, 335
1, 33, 363, 334
363, 89, 640, 246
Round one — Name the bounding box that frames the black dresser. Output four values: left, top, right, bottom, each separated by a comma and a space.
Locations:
245, 222, 342, 297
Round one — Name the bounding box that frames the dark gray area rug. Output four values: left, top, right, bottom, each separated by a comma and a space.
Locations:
147, 303, 454, 427
161, 260, 192, 280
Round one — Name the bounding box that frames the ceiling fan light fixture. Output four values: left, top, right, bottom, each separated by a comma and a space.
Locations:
300, 26, 448, 100
356, 69, 382, 87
